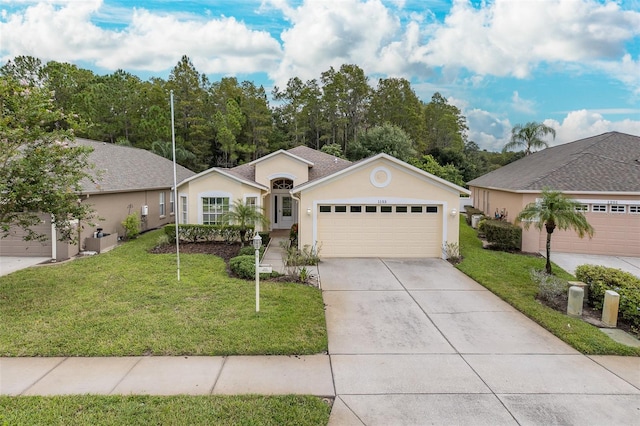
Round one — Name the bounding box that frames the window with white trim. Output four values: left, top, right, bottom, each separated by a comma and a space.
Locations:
245, 196, 257, 210
630, 206, 640, 214
592, 204, 607, 212
159, 192, 166, 216
575, 204, 588, 212
202, 197, 229, 225
169, 191, 175, 215
180, 196, 188, 224
610, 205, 626, 213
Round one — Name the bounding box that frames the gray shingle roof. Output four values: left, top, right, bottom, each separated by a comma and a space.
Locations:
467, 132, 640, 192
75, 139, 196, 194
222, 145, 352, 186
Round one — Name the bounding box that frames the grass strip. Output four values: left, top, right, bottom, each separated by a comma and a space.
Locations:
456, 218, 640, 356
0, 395, 331, 426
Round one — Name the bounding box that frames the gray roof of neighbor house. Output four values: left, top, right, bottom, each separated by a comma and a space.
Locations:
75, 138, 196, 194
467, 132, 640, 193
222, 145, 352, 186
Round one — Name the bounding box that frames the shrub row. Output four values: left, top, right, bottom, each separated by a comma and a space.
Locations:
482, 219, 522, 251
575, 265, 640, 329
164, 224, 254, 244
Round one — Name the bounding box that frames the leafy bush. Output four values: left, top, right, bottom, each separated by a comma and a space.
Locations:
443, 242, 461, 263
531, 269, 568, 306
229, 255, 274, 280
576, 265, 640, 329
121, 213, 141, 240
164, 224, 253, 243
483, 219, 522, 251
238, 245, 265, 257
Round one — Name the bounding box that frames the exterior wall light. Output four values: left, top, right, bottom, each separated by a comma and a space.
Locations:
307, 207, 312, 215
450, 208, 457, 217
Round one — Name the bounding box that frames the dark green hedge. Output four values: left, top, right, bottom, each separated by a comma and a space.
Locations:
229, 255, 277, 280
164, 224, 254, 243
483, 219, 522, 251
575, 265, 640, 329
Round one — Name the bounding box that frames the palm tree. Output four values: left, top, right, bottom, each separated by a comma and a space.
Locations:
516, 188, 594, 274
223, 199, 270, 247
503, 122, 556, 155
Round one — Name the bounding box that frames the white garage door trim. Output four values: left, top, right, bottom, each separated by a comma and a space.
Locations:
312, 197, 449, 259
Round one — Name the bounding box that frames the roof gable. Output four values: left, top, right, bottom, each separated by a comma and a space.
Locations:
468, 132, 640, 193
293, 153, 470, 195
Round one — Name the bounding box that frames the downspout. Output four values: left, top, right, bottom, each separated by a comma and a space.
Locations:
261, 189, 271, 232
290, 190, 302, 250
50, 215, 57, 262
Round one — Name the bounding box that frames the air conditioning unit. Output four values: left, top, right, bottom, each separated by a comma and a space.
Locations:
471, 214, 483, 229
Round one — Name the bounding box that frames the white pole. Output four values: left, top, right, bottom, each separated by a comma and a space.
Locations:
255, 245, 260, 312
170, 90, 180, 281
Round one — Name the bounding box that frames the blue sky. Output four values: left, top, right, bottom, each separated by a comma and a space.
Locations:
1, 0, 639, 151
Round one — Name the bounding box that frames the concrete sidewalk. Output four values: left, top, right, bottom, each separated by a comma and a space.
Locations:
1, 355, 334, 397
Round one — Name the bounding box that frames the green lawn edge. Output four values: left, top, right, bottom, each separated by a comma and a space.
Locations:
0, 230, 327, 357
455, 217, 640, 356
0, 395, 331, 426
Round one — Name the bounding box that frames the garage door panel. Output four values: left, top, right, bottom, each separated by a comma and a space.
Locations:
317, 205, 442, 258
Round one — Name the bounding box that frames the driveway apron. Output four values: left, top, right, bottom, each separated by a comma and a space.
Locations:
320, 258, 640, 426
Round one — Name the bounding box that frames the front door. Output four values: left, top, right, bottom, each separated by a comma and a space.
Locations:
274, 194, 294, 229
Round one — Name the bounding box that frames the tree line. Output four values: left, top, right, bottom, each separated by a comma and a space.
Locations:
1, 55, 523, 184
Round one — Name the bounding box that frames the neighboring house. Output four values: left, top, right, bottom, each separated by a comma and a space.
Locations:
468, 131, 640, 257
0, 139, 195, 260
177, 146, 470, 258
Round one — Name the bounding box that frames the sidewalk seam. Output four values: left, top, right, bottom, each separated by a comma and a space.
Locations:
209, 356, 227, 395
108, 356, 144, 395
16, 357, 68, 396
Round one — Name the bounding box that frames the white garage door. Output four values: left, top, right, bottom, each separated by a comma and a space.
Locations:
317, 204, 443, 257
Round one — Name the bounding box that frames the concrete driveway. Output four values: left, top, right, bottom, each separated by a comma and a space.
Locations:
0, 256, 51, 277
320, 258, 640, 425
550, 252, 640, 279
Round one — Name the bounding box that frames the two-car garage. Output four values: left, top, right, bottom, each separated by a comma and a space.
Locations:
316, 203, 444, 258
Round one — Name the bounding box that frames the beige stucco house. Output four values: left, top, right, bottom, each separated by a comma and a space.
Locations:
0, 139, 195, 260
468, 131, 640, 257
177, 146, 470, 258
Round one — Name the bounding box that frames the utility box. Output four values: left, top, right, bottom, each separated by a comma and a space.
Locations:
471, 214, 483, 228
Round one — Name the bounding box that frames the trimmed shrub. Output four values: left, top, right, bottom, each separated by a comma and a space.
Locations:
483, 219, 522, 251
164, 224, 253, 243
576, 265, 640, 329
238, 245, 265, 257
229, 255, 274, 280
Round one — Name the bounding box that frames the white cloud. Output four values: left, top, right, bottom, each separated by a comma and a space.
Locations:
0, 0, 283, 74
544, 110, 640, 145
270, 0, 401, 84
420, 0, 640, 89
464, 107, 640, 152
511, 91, 535, 114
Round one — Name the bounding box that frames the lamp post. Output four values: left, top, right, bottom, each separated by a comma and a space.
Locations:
253, 233, 262, 312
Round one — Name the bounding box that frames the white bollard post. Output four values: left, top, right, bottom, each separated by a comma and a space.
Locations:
601, 290, 620, 327
567, 286, 584, 317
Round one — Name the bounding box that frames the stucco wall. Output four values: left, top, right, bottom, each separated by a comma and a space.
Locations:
296, 158, 462, 253
81, 189, 175, 247
254, 155, 309, 187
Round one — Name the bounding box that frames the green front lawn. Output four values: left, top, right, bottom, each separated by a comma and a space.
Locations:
456, 217, 640, 356
0, 230, 327, 356
0, 395, 331, 426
